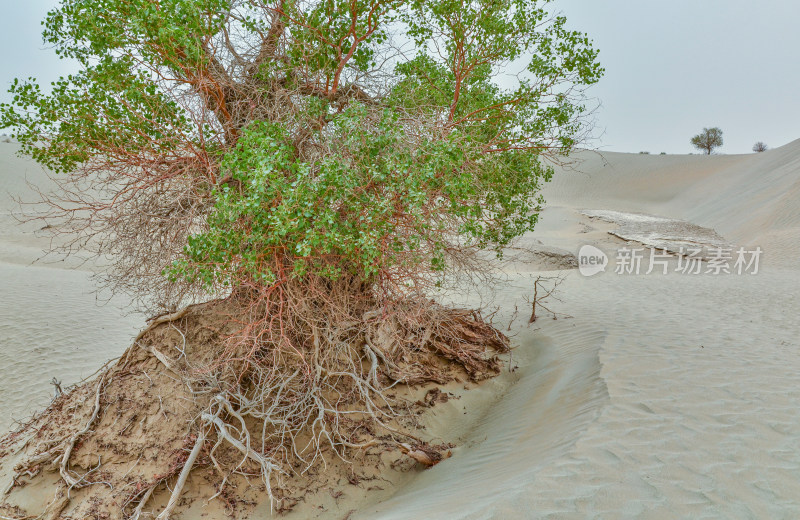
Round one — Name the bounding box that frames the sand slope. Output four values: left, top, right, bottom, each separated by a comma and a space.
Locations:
544, 139, 800, 265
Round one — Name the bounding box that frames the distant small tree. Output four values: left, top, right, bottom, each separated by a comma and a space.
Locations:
691, 127, 723, 155
753, 141, 768, 153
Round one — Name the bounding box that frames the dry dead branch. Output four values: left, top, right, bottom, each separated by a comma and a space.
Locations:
528, 274, 572, 323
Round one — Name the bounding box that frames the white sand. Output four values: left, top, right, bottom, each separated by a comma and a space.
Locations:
2, 138, 800, 517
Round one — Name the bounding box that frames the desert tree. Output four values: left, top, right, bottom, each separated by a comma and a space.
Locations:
691, 126, 723, 154
0, 0, 602, 511
752, 141, 768, 153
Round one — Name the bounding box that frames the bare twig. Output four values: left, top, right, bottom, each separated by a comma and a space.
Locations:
527, 274, 571, 323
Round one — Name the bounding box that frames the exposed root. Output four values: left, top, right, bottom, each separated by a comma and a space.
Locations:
202, 403, 281, 510
0, 294, 509, 518
137, 343, 179, 374
155, 428, 205, 520
42, 490, 68, 520
58, 372, 108, 488
396, 442, 452, 467
130, 485, 156, 520
135, 307, 191, 343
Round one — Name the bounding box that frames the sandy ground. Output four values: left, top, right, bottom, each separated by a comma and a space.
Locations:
356, 141, 800, 519
1, 138, 799, 518
0, 142, 142, 432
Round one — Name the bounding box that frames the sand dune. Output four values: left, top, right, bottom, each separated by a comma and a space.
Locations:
361, 270, 800, 519
1, 138, 799, 517
544, 139, 800, 265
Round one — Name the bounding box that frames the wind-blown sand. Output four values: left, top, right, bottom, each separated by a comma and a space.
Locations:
1, 138, 799, 517
0, 142, 142, 433
360, 141, 800, 519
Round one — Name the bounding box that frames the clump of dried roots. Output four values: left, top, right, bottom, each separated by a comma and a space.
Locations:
0, 280, 508, 518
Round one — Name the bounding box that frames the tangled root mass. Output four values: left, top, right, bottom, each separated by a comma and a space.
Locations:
0, 287, 508, 519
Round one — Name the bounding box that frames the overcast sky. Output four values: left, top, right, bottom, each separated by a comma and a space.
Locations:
2, 0, 799, 154
553, 0, 800, 154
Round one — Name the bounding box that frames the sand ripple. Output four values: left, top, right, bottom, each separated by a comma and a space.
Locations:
492, 271, 800, 519
0, 262, 141, 432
